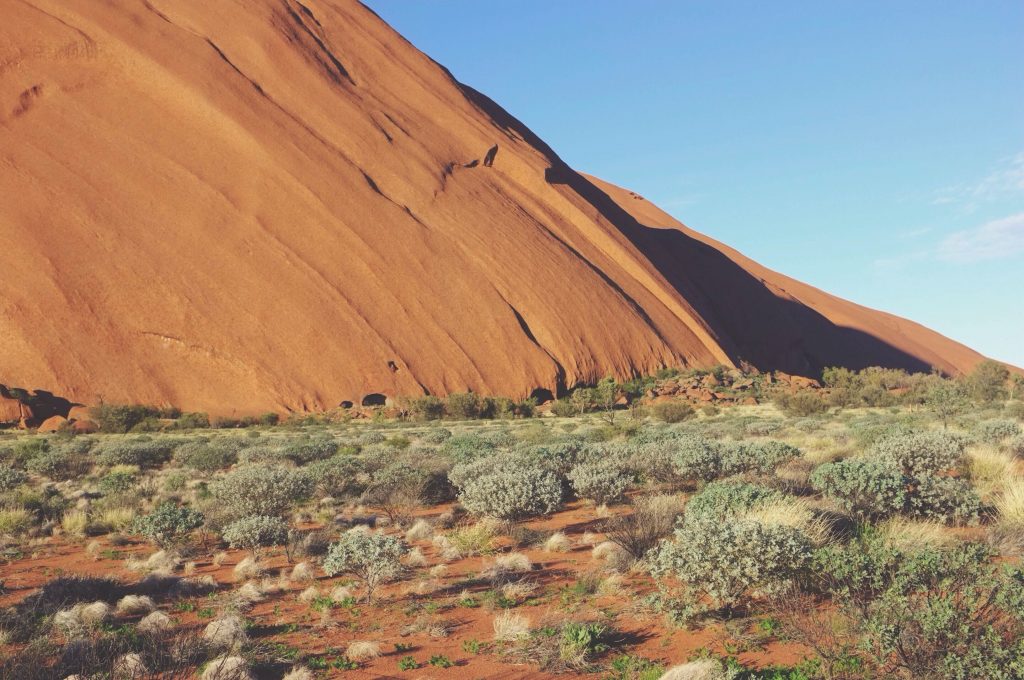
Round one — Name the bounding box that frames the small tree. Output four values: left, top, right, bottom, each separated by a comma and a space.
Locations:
594, 377, 620, 425
925, 379, 968, 428
322, 532, 407, 602
965, 360, 1010, 404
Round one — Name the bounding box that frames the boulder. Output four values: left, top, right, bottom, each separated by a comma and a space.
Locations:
72, 419, 99, 434
38, 415, 68, 432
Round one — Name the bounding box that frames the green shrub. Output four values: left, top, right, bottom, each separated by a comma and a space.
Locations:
816, 537, 1024, 679
670, 435, 724, 482
721, 440, 801, 475
455, 462, 562, 520
441, 434, 496, 463
445, 392, 484, 419
650, 517, 812, 612
24, 449, 84, 481
306, 455, 365, 496
211, 465, 313, 520
98, 470, 136, 495
871, 431, 966, 476
221, 515, 288, 557
406, 395, 445, 421
907, 475, 981, 524
419, 427, 451, 444
810, 459, 908, 520
173, 412, 210, 429
567, 459, 633, 504
323, 532, 407, 602
965, 360, 1010, 404
93, 439, 176, 468
89, 404, 160, 433
774, 390, 829, 417
132, 502, 204, 548
548, 399, 576, 418
280, 437, 337, 464
651, 401, 694, 424
0, 466, 27, 492
685, 481, 784, 520
975, 418, 1022, 444
174, 439, 240, 471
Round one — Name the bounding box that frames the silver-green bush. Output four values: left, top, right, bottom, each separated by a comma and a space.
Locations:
322, 532, 407, 602
211, 465, 312, 520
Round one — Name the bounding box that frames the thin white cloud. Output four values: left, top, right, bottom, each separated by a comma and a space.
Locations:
933, 152, 1024, 211
937, 212, 1024, 263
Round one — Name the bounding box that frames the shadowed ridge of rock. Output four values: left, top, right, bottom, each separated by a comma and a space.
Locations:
0, 0, 991, 415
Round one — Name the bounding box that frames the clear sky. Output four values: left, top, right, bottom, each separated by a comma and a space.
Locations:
366, 1, 1024, 368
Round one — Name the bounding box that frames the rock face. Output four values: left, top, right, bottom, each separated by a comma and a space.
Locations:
0, 0, 992, 415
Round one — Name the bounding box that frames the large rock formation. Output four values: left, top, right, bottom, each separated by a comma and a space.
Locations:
0, 0, 990, 415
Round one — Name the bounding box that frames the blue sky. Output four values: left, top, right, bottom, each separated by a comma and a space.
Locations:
367, 1, 1024, 368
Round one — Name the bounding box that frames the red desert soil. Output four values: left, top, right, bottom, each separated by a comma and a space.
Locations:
0, 502, 811, 678
0, 0, 989, 415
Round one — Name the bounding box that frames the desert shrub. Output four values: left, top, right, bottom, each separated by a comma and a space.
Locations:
685, 481, 783, 520
810, 458, 908, 520
306, 454, 365, 496
1005, 400, 1024, 420
907, 475, 981, 524
420, 427, 452, 444
871, 431, 966, 476
567, 459, 633, 504
445, 392, 484, 419
24, 449, 85, 481
1, 437, 51, 466
650, 517, 812, 613
174, 439, 240, 471
406, 395, 445, 421
1010, 435, 1024, 458
441, 434, 496, 463
965, 360, 1010, 404
211, 465, 313, 520
173, 411, 210, 429
360, 462, 434, 526
90, 403, 161, 433
98, 470, 136, 496
236, 444, 283, 464
550, 400, 578, 418
358, 431, 386, 446
0, 466, 27, 492
132, 502, 204, 548
651, 401, 694, 424
744, 419, 784, 437
12, 486, 68, 523
323, 532, 407, 602
280, 437, 337, 464
975, 418, 1022, 444
774, 390, 829, 417
456, 462, 562, 520
93, 439, 176, 469
721, 440, 801, 475
816, 537, 1024, 678
603, 495, 681, 562
221, 515, 288, 557
670, 434, 724, 482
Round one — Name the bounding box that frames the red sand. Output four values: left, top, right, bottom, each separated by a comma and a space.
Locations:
0, 0, 990, 415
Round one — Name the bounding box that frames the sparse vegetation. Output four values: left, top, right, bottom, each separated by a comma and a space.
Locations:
1, 363, 1021, 678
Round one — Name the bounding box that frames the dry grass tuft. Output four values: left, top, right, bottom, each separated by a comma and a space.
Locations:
492, 610, 530, 641
543, 531, 572, 553
344, 640, 381, 662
